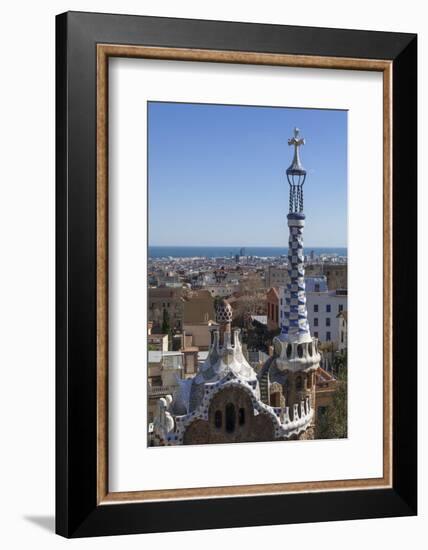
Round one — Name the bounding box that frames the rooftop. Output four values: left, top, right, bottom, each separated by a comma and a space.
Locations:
251, 315, 267, 325
305, 276, 328, 293
148, 350, 184, 363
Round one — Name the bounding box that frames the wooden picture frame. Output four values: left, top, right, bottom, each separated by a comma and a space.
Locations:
56, 11, 417, 537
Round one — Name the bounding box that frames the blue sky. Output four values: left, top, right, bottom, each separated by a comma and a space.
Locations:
148, 102, 347, 247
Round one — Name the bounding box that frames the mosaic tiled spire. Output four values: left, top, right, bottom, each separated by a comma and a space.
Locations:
281, 128, 310, 341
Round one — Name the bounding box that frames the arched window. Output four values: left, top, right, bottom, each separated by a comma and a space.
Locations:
286, 344, 292, 358
225, 403, 236, 433
297, 344, 303, 358
214, 410, 222, 429
296, 375, 302, 391
270, 392, 281, 407
238, 407, 246, 426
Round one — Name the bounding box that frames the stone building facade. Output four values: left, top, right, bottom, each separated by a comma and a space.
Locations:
182, 290, 216, 350
266, 287, 280, 331
152, 299, 314, 446
148, 287, 185, 331
305, 264, 347, 291
297, 277, 347, 345
265, 265, 289, 288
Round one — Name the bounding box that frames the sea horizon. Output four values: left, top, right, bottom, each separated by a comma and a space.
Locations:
149, 245, 347, 259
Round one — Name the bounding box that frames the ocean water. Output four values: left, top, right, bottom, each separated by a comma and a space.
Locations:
149, 246, 347, 259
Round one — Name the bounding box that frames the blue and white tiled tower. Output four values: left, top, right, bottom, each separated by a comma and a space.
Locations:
281, 128, 310, 340
274, 128, 320, 374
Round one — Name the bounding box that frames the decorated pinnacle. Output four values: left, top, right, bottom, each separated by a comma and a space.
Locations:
287, 127, 306, 175
215, 298, 233, 327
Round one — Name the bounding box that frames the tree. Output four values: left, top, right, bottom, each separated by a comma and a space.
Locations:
232, 292, 266, 326
319, 341, 338, 372
332, 349, 347, 377
316, 359, 348, 439
161, 307, 170, 334
161, 308, 172, 349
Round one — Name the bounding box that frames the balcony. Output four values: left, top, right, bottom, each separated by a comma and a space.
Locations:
148, 384, 177, 397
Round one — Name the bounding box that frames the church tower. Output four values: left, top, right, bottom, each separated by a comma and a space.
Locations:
273, 128, 321, 439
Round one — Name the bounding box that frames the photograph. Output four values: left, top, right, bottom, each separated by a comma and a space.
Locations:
147, 102, 348, 446
0, 1, 420, 545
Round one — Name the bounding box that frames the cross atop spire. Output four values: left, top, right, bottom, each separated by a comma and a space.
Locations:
287, 127, 306, 175
288, 127, 304, 147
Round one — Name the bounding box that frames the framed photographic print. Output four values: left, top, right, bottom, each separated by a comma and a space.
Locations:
56, 11, 417, 538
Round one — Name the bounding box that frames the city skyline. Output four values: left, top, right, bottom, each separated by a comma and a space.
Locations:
148, 101, 347, 247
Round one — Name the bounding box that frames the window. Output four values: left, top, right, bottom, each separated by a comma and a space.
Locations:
214, 410, 222, 429
338, 304, 344, 313
314, 331, 318, 338
238, 408, 246, 426
314, 304, 318, 313
270, 393, 281, 407
326, 331, 331, 341
341, 331, 344, 343
186, 355, 196, 374
154, 374, 165, 386
318, 406, 327, 417
326, 304, 331, 313
314, 318, 318, 327
225, 403, 236, 433
326, 317, 331, 327
314, 284, 320, 292
296, 376, 303, 391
